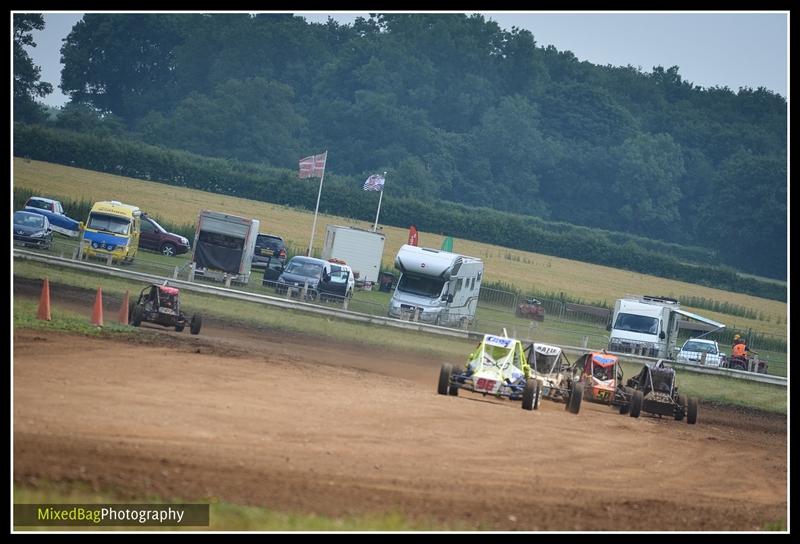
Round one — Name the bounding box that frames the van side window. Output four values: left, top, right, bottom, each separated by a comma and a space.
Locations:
455, 278, 463, 293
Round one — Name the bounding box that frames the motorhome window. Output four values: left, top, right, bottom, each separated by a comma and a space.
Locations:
477, 272, 482, 281
455, 278, 463, 292
87, 213, 131, 235
285, 260, 323, 278
613, 313, 659, 335
198, 230, 244, 250
397, 274, 445, 298
470, 278, 475, 290
451, 261, 462, 275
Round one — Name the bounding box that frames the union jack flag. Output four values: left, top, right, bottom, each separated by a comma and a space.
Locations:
299, 151, 327, 179
363, 174, 385, 191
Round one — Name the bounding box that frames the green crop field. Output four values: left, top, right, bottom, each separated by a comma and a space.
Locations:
13, 157, 787, 339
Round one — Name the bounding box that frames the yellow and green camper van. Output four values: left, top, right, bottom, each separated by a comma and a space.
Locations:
81, 201, 141, 263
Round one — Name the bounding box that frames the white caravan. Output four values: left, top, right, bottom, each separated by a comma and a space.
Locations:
321, 225, 385, 284
388, 244, 483, 328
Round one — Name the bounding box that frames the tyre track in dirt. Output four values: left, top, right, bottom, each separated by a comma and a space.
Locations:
13, 280, 787, 530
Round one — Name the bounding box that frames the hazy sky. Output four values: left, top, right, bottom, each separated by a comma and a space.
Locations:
24, 11, 788, 108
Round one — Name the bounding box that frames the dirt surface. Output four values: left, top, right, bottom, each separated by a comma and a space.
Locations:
12, 285, 788, 531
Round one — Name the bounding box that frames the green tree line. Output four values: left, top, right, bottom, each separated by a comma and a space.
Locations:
13, 13, 787, 280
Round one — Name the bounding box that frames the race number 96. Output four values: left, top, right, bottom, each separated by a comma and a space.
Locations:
476, 378, 496, 392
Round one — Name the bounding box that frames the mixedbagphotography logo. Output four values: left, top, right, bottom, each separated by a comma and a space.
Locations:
14, 504, 209, 527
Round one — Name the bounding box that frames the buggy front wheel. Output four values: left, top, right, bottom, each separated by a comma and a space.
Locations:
522, 378, 538, 411
438, 364, 453, 396
174, 320, 186, 332
130, 305, 143, 327
629, 390, 643, 418
568, 383, 583, 414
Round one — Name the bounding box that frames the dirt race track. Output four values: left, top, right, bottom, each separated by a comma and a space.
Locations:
13, 307, 787, 530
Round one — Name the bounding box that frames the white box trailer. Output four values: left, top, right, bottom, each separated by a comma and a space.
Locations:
191, 210, 259, 284
321, 225, 385, 284
388, 244, 484, 328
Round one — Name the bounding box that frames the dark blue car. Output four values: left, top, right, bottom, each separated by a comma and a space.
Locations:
13, 210, 53, 249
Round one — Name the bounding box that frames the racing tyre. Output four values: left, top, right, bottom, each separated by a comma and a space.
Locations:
438, 364, 453, 396
174, 320, 185, 333
532, 380, 542, 410
619, 387, 632, 414
448, 382, 459, 396
687, 397, 699, 425
522, 378, 537, 411
629, 390, 643, 418
568, 383, 583, 414
674, 394, 687, 421
160, 242, 177, 257
190, 314, 202, 335
130, 305, 143, 327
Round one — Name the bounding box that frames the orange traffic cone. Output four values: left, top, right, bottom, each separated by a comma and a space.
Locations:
118, 290, 129, 325
91, 287, 104, 327
37, 277, 51, 321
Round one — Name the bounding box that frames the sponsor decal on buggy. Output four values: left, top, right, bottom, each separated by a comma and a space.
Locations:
159, 307, 176, 315
485, 336, 513, 348
592, 354, 617, 364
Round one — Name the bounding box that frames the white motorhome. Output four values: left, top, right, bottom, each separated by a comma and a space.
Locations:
388, 244, 483, 328
191, 210, 259, 285
607, 295, 725, 359
321, 225, 385, 284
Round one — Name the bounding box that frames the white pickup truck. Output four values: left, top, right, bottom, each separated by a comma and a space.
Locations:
675, 338, 725, 367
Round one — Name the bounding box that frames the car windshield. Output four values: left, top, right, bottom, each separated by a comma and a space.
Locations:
397, 273, 444, 298
15, 212, 45, 228
328, 265, 350, 283
682, 341, 717, 354
285, 260, 323, 278
87, 213, 130, 235
613, 313, 659, 335
26, 199, 53, 211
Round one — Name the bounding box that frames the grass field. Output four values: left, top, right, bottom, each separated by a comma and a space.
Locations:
13, 158, 787, 338
13, 259, 787, 413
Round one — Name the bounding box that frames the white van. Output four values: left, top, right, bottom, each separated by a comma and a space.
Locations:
388, 244, 483, 328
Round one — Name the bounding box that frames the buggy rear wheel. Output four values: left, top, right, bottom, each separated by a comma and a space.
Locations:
522, 378, 538, 411
568, 383, 583, 414
438, 364, 453, 396
190, 314, 202, 335
533, 379, 543, 410
174, 320, 185, 332
629, 390, 643, 418
687, 397, 699, 424
675, 394, 687, 421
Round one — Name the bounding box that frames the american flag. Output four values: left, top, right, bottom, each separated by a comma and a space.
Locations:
299, 151, 327, 178
363, 174, 385, 191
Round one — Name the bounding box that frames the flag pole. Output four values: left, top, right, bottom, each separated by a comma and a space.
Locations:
307, 151, 327, 256
372, 171, 386, 232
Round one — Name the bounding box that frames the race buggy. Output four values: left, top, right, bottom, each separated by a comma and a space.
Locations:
574, 351, 641, 417
516, 297, 545, 321
129, 283, 202, 334
527, 342, 583, 414
438, 333, 542, 411
625, 360, 699, 424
